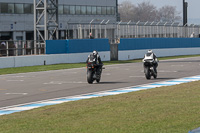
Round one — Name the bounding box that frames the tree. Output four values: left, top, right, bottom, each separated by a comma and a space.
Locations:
118, 0, 136, 21
118, 1, 182, 23
134, 1, 158, 22
157, 5, 181, 22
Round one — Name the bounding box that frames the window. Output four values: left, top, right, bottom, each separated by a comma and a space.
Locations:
58, 5, 63, 14
64, 5, 70, 14
92, 6, 96, 15
107, 7, 111, 15
24, 4, 32, 14
15, 4, 23, 14
97, 7, 101, 15
81, 6, 86, 15
70, 6, 75, 15
101, 7, 106, 15
1, 3, 8, 13
31, 4, 34, 14
111, 7, 115, 15
76, 6, 80, 15
87, 6, 91, 15
8, 4, 14, 13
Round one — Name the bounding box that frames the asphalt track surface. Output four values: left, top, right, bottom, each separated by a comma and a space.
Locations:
0, 56, 200, 108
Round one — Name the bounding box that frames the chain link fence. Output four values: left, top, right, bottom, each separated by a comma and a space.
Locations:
0, 40, 44, 57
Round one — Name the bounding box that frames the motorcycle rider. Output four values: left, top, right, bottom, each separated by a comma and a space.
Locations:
86, 50, 103, 76
143, 50, 158, 73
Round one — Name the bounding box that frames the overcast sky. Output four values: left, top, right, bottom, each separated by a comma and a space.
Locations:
118, 0, 200, 24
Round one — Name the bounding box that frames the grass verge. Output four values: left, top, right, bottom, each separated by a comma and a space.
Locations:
0, 80, 200, 132
0, 54, 200, 75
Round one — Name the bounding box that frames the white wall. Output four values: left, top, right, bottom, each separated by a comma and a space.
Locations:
119, 48, 200, 60
0, 51, 110, 68
1, 48, 200, 69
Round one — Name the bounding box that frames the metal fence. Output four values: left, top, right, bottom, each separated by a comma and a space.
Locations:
0, 40, 44, 57
68, 21, 200, 43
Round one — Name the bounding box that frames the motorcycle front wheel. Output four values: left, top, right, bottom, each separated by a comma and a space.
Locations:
96, 74, 101, 83
153, 71, 157, 79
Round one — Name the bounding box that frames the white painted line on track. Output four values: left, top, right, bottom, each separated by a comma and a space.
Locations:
158, 70, 178, 73
171, 65, 184, 67
43, 81, 87, 84
129, 76, 144, 78
6, 80, 24, 82
5, 93, 27, 95
41, 101, 67, 104
3, 106, 39, 111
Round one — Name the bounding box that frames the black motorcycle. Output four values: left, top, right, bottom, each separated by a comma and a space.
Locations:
143, 59, 157, 80
86, 61, 104, 84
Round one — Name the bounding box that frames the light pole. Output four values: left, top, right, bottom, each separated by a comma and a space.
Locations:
183, 0, 188, 26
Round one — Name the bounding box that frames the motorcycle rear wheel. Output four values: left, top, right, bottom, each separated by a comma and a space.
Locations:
145, 68, 151, 80
87, 71, 93, 84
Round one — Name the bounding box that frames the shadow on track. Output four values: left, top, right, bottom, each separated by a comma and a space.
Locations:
154, 77, 176, 80
161, 60, 200, 63
96, 81, 129, 84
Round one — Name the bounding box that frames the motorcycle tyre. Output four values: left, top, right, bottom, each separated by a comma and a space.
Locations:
153, 72, 157, 79
145, 68, 151, 80
96, 74, 101, 83
87, 71, 93, 84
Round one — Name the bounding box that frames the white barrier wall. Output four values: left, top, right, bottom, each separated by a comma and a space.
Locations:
119, 48, 200, 60
0, 51, 110, 68
0, 48, 200, 69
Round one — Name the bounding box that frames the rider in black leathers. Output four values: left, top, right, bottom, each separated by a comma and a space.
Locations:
86, 50, 103, 75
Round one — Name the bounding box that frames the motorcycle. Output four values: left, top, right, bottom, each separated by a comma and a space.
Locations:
86, 61, 104, 84
142, 58, 157, 80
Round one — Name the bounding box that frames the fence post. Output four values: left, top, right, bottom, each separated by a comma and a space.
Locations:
15, 41, 18, 56
6, 41, 8, 56
22, 41, 25, 55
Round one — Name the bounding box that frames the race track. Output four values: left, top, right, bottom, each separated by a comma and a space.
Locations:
0, 56, 200, 108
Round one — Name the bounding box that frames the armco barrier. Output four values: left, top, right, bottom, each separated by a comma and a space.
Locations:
46, 39, 110, 54
119, 38, 200, 50
0, 51, 110, 68
118, 38, 200, 60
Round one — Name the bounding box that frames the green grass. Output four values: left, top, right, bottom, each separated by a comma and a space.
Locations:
0, 80, 200, 132
0, 54, 200, 75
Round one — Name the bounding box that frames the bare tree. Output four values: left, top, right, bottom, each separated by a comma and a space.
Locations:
158, 6, 181, 22
118, 1, 181, 23
118, 0, 136, 21
134, 1, 158, 22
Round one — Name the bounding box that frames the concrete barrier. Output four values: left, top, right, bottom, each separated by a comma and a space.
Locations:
0, 51, 110, 68
110, 43, 118, 61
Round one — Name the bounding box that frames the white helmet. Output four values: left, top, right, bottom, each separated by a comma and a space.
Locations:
147, 50, 153, 54
93, 50, 98, 55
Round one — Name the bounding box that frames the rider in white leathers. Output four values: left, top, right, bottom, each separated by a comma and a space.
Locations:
143, 50, 158, 73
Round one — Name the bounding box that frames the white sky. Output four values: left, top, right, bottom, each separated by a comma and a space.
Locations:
118, 0, 200, 19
